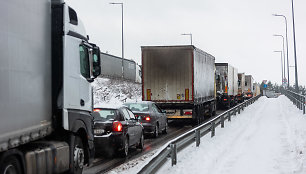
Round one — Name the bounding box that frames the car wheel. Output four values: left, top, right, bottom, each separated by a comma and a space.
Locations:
120, 136, 129, 157
0, 156, 22, 174
137, 133, 144, 150
69, 135, 84, 174
153, 124, 159, 138
162, 122, 168, 134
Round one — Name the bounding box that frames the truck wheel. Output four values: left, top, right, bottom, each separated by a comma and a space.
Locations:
120, 136, 129, 157
70, 136, 84, 174
0, 156, 22, 174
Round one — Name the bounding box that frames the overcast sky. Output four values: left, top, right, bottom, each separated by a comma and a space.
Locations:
66, 0, 306, 86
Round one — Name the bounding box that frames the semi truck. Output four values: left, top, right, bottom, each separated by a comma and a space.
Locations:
0, 0, 101, 173
215, 63, 238, 109
237, 73, 246, 103
141, 45, 216, 124
245, 75, 254, 99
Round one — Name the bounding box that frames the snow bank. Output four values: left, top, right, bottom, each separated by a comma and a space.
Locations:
92, 77, 142, 108
157, 95, 306, 174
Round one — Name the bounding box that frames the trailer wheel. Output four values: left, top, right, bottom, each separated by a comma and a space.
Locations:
0, 156, 22, 174
69, 135, 84, 174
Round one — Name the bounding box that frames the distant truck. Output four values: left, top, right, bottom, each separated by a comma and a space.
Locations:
141, 45, 216, 124
215, 63, 238, 109
253, 83, 261, 97
245, 75, 254, 99
237, 73, 246, 103
0, 1, 101, 173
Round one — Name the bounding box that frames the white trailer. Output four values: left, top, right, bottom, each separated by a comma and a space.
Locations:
215, 63, 238, 108
142, 45, 216, 124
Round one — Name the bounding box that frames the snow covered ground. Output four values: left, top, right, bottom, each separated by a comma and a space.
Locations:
92, 77, 141, 108
157, 95, 306, 174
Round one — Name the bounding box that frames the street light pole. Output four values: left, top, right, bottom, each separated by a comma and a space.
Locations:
181, 33, 193, 45
273, 34, 286, 85
273, 14, 290, 88
274, 51, 283, 86
291, 0, 299, 92
110, 2, 124, 78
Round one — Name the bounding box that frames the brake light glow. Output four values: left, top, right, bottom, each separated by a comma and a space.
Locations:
94, 108, 101, 112
184, 111, 192, 115
224, 99, 227, 101
145, 116, 151, 121
112, 121, 123, 132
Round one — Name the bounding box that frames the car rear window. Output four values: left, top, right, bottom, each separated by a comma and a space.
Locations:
124, 103, 149, 112
94, 109, 117, 121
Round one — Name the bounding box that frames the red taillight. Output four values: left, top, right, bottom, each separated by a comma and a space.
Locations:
112, 121, 123, 132
141, 115, 151, 121
94, 108, 101, 112
224, 99, 227, 101
184, 111, 192, 115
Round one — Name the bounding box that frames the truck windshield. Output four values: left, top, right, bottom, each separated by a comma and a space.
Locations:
94, 109, 117, 121
123, 103, 149, 112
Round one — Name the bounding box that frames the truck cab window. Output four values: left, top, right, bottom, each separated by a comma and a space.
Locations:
79, 45, 90, 79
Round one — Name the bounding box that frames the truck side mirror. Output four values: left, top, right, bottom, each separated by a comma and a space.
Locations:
92, 46, 101, 78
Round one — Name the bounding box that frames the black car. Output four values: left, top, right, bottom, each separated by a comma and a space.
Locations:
123, 101, 167, 138
93, 106, 144, 157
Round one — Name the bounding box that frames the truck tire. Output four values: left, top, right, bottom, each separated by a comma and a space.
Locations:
69, 135, 85, 174
0, 156, 22, 174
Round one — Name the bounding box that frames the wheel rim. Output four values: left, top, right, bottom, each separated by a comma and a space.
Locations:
3, 164, 17, 174
141, 134, 144, 147
74, 146, 85, 169
155, 125, 158, 136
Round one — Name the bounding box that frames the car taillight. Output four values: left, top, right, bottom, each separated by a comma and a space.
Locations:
142, 115, 151, 121
184, 111, 192, 115
112, 121, 123, 132
224, 99, 227, 101
94, 108, 101, 112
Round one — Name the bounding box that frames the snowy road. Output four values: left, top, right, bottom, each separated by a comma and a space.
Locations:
158, 96, 306, 174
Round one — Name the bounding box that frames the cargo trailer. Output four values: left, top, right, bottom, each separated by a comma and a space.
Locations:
215, 63, 238, 109
141, 45, 216, 124
237, 73, 246, 103
245, 75, 254, 99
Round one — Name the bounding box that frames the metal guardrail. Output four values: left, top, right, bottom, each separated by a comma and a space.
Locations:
282, 89, 305, 114
137, 95, 261, 174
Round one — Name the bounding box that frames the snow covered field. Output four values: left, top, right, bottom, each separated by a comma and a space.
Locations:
157, 95, 306, 174
92, 77, 141, 108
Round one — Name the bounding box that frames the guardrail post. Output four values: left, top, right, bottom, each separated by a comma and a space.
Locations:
221, 115, 224, 128
233, 108, 237, 116
228, 111, 231, 121
238, 106, 241, 114
170, 143, 177, 166
211, 122, 215, 137
195, 130, 200, 147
